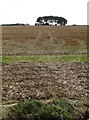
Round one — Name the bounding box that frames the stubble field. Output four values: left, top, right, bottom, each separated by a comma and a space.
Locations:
2, 25, 87, 55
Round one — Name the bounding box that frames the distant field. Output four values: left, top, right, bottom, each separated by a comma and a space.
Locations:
2, 25, 87, 55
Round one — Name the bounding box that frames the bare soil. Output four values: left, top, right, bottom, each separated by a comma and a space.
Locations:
2, 62, 88, 104
2, 26, 88, 104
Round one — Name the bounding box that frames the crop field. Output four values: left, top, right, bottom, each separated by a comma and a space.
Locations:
2, 25, 88, 105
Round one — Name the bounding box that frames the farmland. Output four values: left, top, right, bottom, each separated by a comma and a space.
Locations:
2, 26, 87, 55
1, 25, 89, 119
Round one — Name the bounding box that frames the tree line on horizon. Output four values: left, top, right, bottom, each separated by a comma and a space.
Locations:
1, 16, 67, 26
1, 23, 30, 26
35, 16, 67, 26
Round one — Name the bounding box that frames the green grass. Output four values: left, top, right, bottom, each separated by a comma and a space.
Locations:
2, 99, 89, 120
1, 54, 89, 64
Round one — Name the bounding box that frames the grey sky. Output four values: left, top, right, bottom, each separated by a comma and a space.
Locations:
0, 0, 88, 25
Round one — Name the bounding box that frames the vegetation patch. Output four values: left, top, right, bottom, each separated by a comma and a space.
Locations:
1, 99, 89, 120
1, 54, 88, 64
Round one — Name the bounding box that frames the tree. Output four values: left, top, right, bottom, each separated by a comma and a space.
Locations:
57, 17, 67, 25
36, 17, 44, 23
43, 16, 49, 23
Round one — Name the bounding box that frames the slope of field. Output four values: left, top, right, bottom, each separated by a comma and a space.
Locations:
2, 26, 87, 55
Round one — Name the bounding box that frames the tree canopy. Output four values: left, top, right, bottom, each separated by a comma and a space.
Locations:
36, 16, 67, 25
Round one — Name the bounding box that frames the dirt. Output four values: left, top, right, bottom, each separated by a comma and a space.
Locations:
2, 62, 88, 104
2, 26, 88, 104
2, 26, 87, 55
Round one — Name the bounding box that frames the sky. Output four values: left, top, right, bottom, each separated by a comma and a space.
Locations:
0, 0, 88, 25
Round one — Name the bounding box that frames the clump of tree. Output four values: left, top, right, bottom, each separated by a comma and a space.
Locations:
35, 16, 67, 26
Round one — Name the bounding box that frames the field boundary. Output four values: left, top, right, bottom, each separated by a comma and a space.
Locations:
1, 54, 88, 64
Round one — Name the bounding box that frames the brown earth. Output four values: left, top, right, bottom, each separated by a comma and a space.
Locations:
2, 26, 87, 55
2, 62, 88, 104
2, 26, 88, 104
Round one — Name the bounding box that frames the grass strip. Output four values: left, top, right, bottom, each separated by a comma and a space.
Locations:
1, 99, 89, 120
1, 54, 89, 64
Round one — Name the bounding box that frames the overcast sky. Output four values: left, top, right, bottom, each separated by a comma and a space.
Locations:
0, 0, 88, 25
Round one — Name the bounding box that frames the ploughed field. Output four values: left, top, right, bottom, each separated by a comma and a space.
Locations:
2, 26, 88, 104
3, 62, 88, 104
